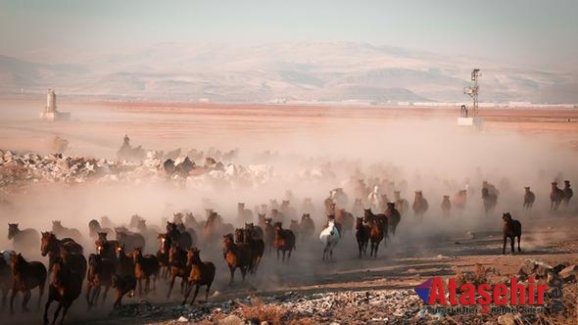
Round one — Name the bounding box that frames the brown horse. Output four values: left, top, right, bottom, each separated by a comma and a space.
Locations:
393, 191, 410, 216
242, 227, 265, 274
262, 218, 275, 252
41, 232, 83, 272
115, 229, 145, 253
51, 221, 83, 244
562, 180, 573, 206
502, 213, 522, 254
86, 254, 115, 309
166, 244, 189, 299
334, 209, 354, 236
95, 232, 118, 263
412, 191, 429, 221
363, 209, 388, 241
523, 187, 535, 210
0, 251, 13, 308
111, 274, 136, 309
550, 182, 564, 211
299, 214, 315, 241
273, 222, 296, 262
10, 253, 47, 314
223, 233, 251, 284
131, 247, 160, 296
441, 195, 451, 217
355, 217, 370, 258
369, 218, 384, 258
384, 203, 400, 237
8, 224, 40, 254
43, 257, 84, 325
182, 248, 215, 305
88, 219, 113, 239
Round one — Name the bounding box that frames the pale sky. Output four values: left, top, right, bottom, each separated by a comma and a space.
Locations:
1, 0, 577, 68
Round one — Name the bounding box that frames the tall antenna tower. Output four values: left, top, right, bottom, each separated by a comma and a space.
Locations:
464, 68, 481, 117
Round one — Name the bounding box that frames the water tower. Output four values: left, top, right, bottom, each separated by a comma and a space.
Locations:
457, 69, 483, 128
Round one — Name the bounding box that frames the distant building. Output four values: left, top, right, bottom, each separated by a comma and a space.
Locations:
40, 89, 70, 121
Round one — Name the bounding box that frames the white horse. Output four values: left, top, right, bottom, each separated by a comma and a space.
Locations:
319, 220, 341, 261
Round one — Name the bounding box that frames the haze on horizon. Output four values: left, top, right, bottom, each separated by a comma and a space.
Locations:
1, 0, 577, 69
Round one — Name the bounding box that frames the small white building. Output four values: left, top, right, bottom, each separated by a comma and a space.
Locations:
40, 89, 70, 121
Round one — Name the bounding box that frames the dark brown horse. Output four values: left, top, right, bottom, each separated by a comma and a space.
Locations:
182, 248, 215, 306
131, 247, 160, 296
243, 226, 265, 274
355, 217, 370, 258
40, 232, 83, 272
111, 274, 136, 309
273, 222, 296, 262
223, 233, 251, 284
10, 253, 47, 314
86, 254, 115, 309
95, 232, 118, 263
43, 257, 84, 325
0, 251, 13, 308
262, 218, 275, 252
562, 180, 573, 206
502, 213, 522, 254
369, 218, 385, 258
166, 244, 189, 298
363, 209, 388, 240
384, 203, 400, 237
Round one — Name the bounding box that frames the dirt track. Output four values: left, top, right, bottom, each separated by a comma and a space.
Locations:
1, 100, 577, 324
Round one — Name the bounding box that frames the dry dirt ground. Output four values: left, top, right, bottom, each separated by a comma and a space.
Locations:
0, 99, 577, 324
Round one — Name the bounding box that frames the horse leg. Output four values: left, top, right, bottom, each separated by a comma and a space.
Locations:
58, 303, 71, 325
1, 288, 8, 308
145, 276, 150, 295
510, 237, 515, 254
241, 266, 247, 282
43, 296, 53, 324
204, 283, 212, 302
167, 274, 176, 298
85, 283, 92, 308
517, 235, 521, 252
137, 278, 142, 297
101, 286, 109, 305
22, 290, 31, 312
9, 287, 17, 315
38, 280, 46, 310
228, 266, 235, 285
51, 302, 62, 325
181, 280, 191, 306
190, 284, 200, 305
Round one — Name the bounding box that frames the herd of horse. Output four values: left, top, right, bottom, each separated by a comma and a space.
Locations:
1, 178, 574, 324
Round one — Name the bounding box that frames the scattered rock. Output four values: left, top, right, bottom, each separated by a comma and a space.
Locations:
518, 259, 552, 279
218, 315, 243, 325
497, 313, 521, 325
559, 265, 578, 282
176, 316, 189, 322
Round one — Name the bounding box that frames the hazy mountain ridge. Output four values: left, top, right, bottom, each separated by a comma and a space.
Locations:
0, 42, 576, 104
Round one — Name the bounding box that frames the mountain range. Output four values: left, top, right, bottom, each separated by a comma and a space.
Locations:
1, 42, 576, 104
